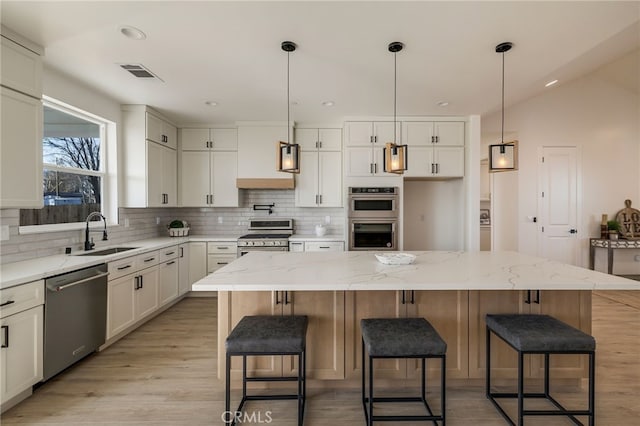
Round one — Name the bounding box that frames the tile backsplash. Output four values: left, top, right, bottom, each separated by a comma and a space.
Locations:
0, 189, 344, 264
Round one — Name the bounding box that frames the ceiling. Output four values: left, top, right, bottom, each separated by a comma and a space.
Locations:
2, 1, 639, 126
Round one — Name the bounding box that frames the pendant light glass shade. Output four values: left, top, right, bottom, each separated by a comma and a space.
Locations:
383, 41, 408, 174
277, 41, 300, 174
489, 41, 518, 173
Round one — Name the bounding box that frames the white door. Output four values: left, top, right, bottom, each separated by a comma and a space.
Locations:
434, 146, 465, 177
539, 147, 579, 265
178, 244, 190, 295
162, 147, 177, 206
403, 147, 432, 178
295, 151, 319, 206
211, 151, 239, 207
158, 260, 179, 306
181, 128, 210, 151
294, 128, 319, 151
146, 141, 164, 207
318, 129, 342, 151
434, 122, 465, 146
345, 147, 374, 176
318, 151, 342, 207
345, 122, 373, 146
181, 151, 210, 206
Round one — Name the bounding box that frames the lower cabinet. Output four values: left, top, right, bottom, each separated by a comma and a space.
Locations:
189, 242, 208, 285
289, 240, 345, 252
158, 257, 179, 307
0, 304, 43, 405
468, 290, 592, 379
178, 243, 191, 295
345, 290, 468, 380
207, 241, 237, 273
218, 290, 345, 381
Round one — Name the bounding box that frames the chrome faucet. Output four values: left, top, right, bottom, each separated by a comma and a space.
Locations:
84, 212, 108, 251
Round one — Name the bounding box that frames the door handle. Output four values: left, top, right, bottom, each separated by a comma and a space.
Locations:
401, 290, 406, 305
1, 325, 8, 348
534, 290, 540, 304
525, 290, 531, 304
284, 291, 290, 305
275, 291, 281, 305
180, 247, 184, 258
569, 229, 577, 234
47, 271, 110, 292
410, 290, 415, 304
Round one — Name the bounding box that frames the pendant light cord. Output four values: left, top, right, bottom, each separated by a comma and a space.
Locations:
501, 49, 505, 144
393, 50, 397, 143
287, 50, 290, 144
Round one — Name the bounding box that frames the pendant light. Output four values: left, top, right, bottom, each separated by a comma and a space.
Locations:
276, 41, 300, 174
489, 41, 518, 172
383, 41, 408, 174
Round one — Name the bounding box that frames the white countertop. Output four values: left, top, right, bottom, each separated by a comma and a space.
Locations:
192, 250, 640, 291
288, 234, 345, 242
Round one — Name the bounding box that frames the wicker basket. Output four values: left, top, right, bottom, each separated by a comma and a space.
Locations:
168, 227, 190, 237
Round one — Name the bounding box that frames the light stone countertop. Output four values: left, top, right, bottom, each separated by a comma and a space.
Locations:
288, 234, 345, 242
192, 250, 640, 291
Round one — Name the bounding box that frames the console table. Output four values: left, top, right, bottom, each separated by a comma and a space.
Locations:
589, 238, 640, 275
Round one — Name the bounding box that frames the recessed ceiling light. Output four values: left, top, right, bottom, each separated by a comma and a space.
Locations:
545, 79, 558, 87
204, 101, 218, 107
118, 25, 146, 40
321, 101, 335, 107
437, 101, 449, 107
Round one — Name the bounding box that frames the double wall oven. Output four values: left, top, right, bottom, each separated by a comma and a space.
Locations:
237, 218, 293, 257
348, 187, 398, 251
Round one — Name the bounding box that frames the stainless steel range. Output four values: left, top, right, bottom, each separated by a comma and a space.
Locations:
237, 218, 294, 257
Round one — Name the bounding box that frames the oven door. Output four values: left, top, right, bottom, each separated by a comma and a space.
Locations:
348, 195, 398, 218
349, 219, 397, 251
238, 246, 289, 257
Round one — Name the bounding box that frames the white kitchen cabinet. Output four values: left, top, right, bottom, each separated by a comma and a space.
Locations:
189, 242, 208, 285
122, 105, 178, 207
344, 121, 400, 177
236, 124, 294, 188
402, 121, 465, 178
207, 241, 238, 273
106, 274, 136, 338
178, 244, 191, 295
304, 241, 344, 251
181, 128, 237, 151
295, 128, 342, 207
158, 256, 179, 307
134, 266, 159, 320
0, 279, 44, 406
180, 151, 238, 207
0, 32, 43, 209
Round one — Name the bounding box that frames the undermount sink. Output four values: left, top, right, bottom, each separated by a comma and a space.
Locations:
77, 247, 138, 256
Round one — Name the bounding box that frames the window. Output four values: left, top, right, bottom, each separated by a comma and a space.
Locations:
20, 99, 113, 227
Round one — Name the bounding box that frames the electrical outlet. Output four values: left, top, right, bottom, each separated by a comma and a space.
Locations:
156, 217, 161, 225
218, 217, 223, 224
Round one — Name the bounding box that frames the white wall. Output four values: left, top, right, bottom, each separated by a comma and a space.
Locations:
483, 49, 640, 272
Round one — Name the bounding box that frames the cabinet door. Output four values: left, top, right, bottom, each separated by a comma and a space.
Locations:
294, 151, 319, 207
178, 244, 190, 295
468, 290, 526, 379
294, 128, 318, 151
211, 151, 239, 207
304, 241, 344, 251
345, 291, 406, 379
162, 147, 177, 206
344, 122, 373, 146
403, 146, 433, 178
345, 147, 374, 177
146, 141, 164, 207
107, 275, 136, 339
373, 121, 399, 145
529, 290, 592, 378
318, 128, 342, 151
162, 121, 177, 149
211, 128, 237, 151
158, 260, 179, 306
181, 128, 210, 151
434, 146, 464, 177
0, 37, 42, 99
433, 122, 464, 146
135, 267, 159, 320
189, 242, 207, 285
207, 255, 235, 273
289, 241, 304, 252
0, 305, 43, 404
318, 151, 342, 207
145, 112, 164, 144
407, 291, 469, 379
0, 88, 43, 208
283, 291, 345, 379
180, 151, 210, 207
402, 122, 433, 146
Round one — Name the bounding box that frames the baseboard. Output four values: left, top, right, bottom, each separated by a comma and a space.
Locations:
186, 291, 217, 298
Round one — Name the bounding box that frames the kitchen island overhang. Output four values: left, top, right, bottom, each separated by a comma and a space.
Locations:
192, 250, 640, 292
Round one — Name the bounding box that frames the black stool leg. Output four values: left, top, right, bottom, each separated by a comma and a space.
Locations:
225, 353, 231, 426
441, 355, 446, 426
298, 350, 303, 426
242, 355, 247, 400
369, 354, 374, 426
518, 351, 524, 426
486, 325, 491, 399
544, 352, 550, 397
589, 352, 595, 426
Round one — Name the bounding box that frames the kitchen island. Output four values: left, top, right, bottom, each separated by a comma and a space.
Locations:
192, 251, 639, 385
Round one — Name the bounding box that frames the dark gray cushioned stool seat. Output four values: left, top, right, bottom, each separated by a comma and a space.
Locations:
485, 314, 595, 352
226, 315, 308, 354
361, 317, 447, 357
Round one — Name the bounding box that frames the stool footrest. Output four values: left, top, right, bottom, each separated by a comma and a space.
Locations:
244, 376, 302, 382
488, 388, 587, 426
365, 396, 424, 403
371, 415, 444, 422
244, 395, 300, 401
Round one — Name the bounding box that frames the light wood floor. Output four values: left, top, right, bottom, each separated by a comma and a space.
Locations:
2, 292, 638, 425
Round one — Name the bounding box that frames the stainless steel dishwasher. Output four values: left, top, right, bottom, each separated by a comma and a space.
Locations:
43, 263, 108, 381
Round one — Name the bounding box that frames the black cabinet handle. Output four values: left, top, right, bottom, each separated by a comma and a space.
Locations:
165, 251, 175, 256
401, 290, 406, 305
134, 276, 140, 290
284, 291, 290, 305
117, 265, 132, 271
525, 290, 531, 304
534, 290, 540, 304
275, 291, 281, 305
0, 300, 15, 307
1, 325, 8, 348
410, 290, 415, 304
166, 261, 176, 266
144, 257, 155, 263
180, 247, 184, 258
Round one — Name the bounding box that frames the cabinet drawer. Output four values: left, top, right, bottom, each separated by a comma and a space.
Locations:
207, 242, 237, 254
108, 256, 138, 280
159, 246, 179, 262
305, 241, 344, 252
0, 280, 44, 318
208, 255, 235, 273
136, 251, 160, 269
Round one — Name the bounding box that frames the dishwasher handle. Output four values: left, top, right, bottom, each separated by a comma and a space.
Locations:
47, 271, 109, 292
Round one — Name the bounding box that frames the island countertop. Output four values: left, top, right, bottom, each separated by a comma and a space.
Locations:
192, 250, 640, 291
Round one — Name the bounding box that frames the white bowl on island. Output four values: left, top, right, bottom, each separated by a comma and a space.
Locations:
375, 252, 416, 265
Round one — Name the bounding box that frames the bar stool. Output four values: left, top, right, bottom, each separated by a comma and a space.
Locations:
361, 318, 447, 425
485, 314, 596, 426
225, 315, 308, 426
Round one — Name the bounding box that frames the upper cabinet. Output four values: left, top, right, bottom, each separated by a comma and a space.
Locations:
294, 128, 342, 207
236, 124, 294, 189
121, 105, 178, 207
179, 128, 239, 207
0, 32, 44, 209
402, 121, 465, 178
344, 121, 400, 177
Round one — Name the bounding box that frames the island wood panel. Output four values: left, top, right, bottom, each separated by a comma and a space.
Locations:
468, 290, 591, 379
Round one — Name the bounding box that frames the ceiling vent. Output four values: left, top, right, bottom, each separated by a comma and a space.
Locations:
118, 64, 164, 81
